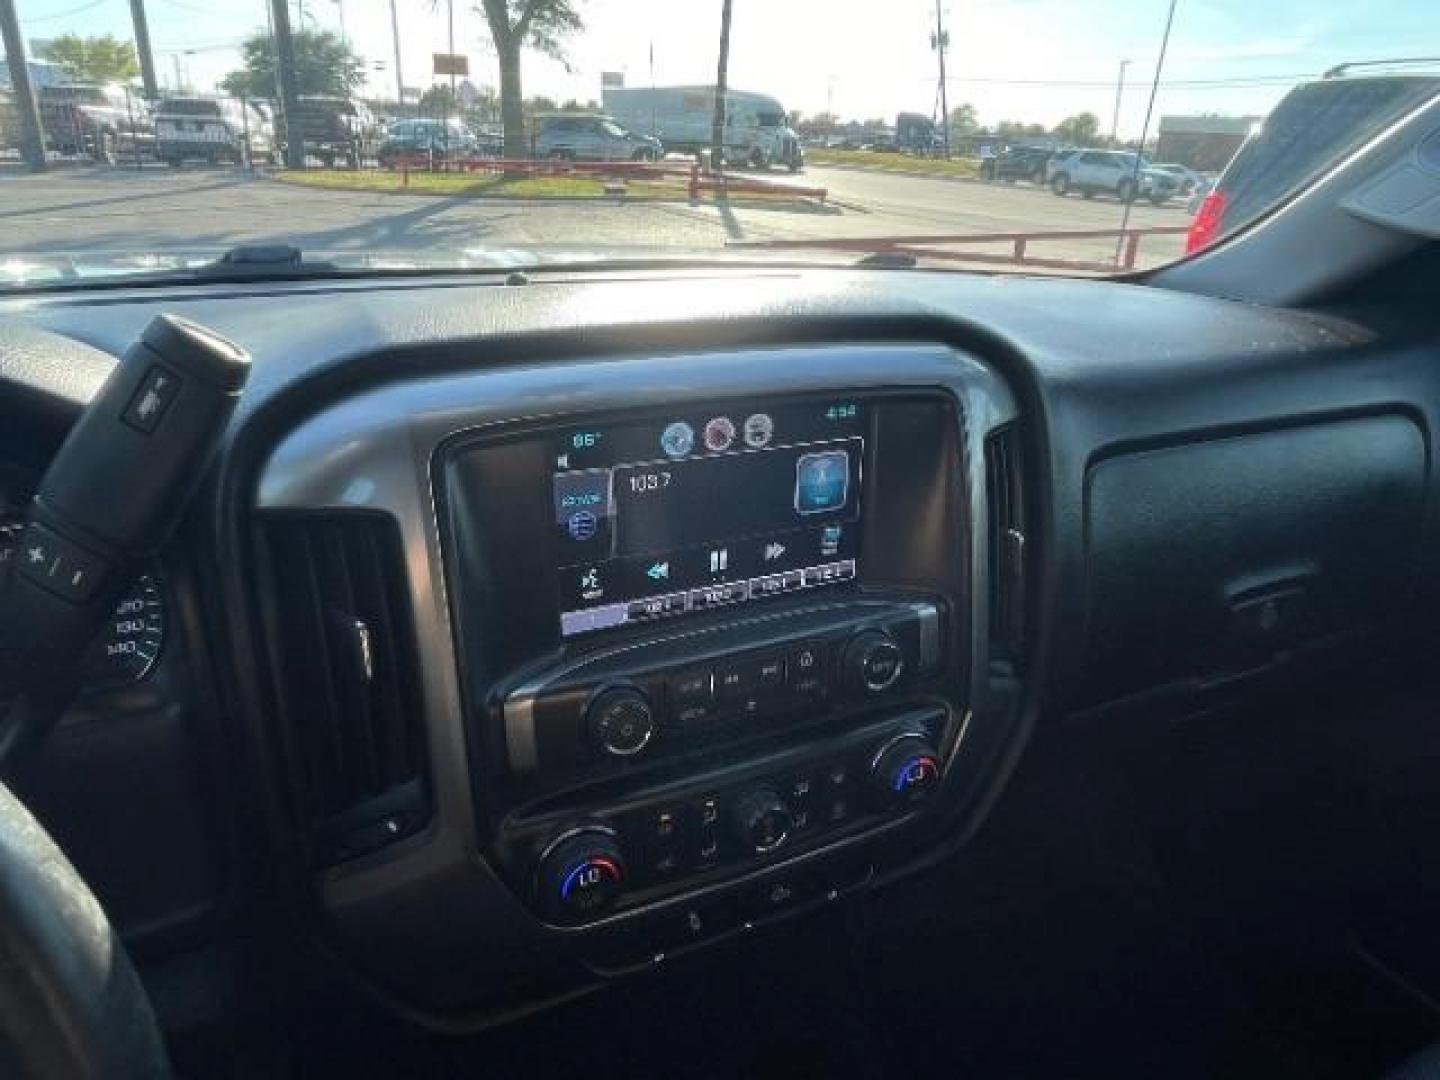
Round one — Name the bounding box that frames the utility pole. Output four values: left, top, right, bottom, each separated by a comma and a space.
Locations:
447, 0, 456, 115
931, 0, 950, 158
270, 0, 305, 167
127, 0, 159, 100
332, 0, 346, 43
388, 0, 404, 105
1110, 58, 1130, 145
709, 0, 732, 173
0, 0, 46, 170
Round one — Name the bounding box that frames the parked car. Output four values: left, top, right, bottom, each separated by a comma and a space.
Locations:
534, 114, 662, 162
154, 96, 274, 166
37, 83, 152, 161
375, 118, 479, 167
1048, 149, 1181, 204
980, 146, 1063, 183
0, 88, 18, 155
293, 96, 381, 168
1149, 163, 1210, 197
1187, 68, 1440, 253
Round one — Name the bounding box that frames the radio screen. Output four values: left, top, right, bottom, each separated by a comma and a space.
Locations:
552, 399, 865, 636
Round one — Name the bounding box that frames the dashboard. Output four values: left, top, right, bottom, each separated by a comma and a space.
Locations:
0, 264, 1436, 1030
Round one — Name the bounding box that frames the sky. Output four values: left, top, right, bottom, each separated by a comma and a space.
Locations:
13, 0, 1440, 138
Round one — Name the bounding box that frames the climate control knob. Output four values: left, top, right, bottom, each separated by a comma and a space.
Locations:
731, 789, 794, 855
535, 829, 626, 921
843, 630, 905, 694
586, 686, 656, 757
870, 735, 942, 809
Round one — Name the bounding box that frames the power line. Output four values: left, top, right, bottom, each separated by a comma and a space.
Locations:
153, 37, 248, 53
155, 0, 221, 13
20, 0, 107, 23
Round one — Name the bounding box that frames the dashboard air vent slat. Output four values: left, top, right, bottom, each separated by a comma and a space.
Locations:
259, 514, 427, 860
985, 426, 1027, 666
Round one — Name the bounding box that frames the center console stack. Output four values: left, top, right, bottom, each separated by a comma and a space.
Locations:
440, 385, 979, 958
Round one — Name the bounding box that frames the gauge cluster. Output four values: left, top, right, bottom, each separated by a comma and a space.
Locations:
0, 494, 165, 692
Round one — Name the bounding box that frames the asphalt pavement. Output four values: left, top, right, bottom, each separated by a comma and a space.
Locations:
0, 162, 1190, 271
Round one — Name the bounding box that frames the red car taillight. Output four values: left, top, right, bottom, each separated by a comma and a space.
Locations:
1185, 189, 1227, 254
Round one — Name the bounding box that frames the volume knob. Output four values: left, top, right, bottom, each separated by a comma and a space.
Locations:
843, 630, 905, 694
586, 686, 656, 757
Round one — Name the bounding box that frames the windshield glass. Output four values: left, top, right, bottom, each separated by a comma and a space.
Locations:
1, 0, 1437, 284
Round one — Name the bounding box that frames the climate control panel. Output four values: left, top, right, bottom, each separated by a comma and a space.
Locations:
510, 708, 947, 926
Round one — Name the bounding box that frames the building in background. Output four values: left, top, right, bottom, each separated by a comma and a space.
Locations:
1156, 114, 1261, 171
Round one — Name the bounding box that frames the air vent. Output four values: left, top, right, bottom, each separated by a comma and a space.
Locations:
258, 514, 428, 863
985, 426, 1027, 667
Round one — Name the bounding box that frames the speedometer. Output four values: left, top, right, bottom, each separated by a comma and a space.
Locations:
0, 512, 165, 690
80, 573, 165, 688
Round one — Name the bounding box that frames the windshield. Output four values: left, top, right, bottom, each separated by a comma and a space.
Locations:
2, 0, 1437, 284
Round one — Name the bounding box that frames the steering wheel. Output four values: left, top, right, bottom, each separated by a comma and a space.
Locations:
0, 780, 170, 1078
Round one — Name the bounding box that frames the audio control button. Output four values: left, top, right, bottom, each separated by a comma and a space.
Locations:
670, 667, 714, 706
586, 687, 656, 757
843, 630, 905, 694
755, 654, 786, 690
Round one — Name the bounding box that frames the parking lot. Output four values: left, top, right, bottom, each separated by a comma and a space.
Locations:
0, 159, 1191, 271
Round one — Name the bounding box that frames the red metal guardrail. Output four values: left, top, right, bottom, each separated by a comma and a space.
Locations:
727, 225, 1188, 272
388, 153, 827, 201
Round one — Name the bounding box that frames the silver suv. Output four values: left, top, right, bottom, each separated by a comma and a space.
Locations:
1047, 150, 1180, 204
534, 114, 662, 162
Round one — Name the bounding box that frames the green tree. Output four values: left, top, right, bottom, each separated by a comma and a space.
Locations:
948, 103, 978, 137
221, 29, 362, 99
34, 34, 139, 83
417, 83, 458, 114
1053, 111, 1101, 146
473, 0, 584, 157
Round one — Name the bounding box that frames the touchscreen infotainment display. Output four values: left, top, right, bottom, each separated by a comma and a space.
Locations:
552, 398, 866, 636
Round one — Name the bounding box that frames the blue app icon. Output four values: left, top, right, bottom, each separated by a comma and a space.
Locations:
660, 421, 695, 459
795, 450, 850, 514
567, 510, 598, 541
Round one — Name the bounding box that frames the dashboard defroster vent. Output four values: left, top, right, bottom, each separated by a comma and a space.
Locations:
258, 514, 428, 863
985, 426, 1027, 667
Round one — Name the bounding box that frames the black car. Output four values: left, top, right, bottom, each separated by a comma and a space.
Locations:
376, 117, 481, 167
979, 145, 1061, 183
